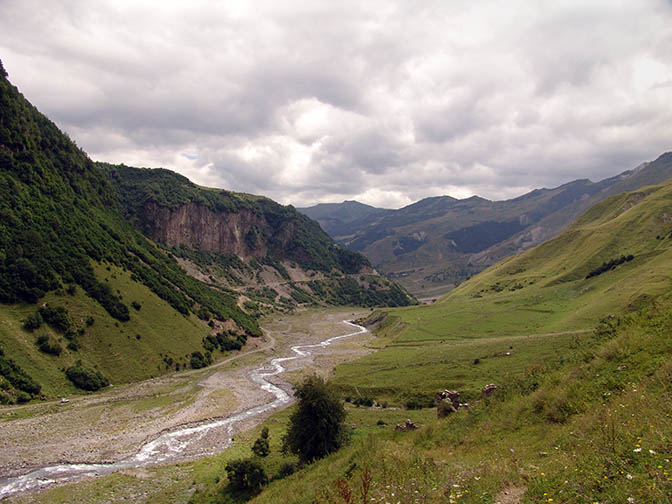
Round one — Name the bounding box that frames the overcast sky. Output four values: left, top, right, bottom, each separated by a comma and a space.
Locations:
2, 1, 671, 208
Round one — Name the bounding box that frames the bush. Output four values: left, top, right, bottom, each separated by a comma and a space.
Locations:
276, 462, 296, 480
225, 458, 268, 492
352, 396, 374, 407
197, 306, 211, 320
36, 335, 62, 356
0, 391, 12, 405
251, 427, 270, 457
16, 391, 30, 403
586, 254, 634, 279
216, 332, 246, 351
0, 355, 41, 394
38, 304, 72, 333
283, 375, 349, 463
23, 311, 43, 331
190, 351, 211, 369
65, 362, 109, 391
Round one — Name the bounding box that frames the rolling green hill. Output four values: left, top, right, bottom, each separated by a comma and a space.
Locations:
329, 178, 672, 405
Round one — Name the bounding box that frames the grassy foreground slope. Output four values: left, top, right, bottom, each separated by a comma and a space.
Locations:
250, 297, 671, 504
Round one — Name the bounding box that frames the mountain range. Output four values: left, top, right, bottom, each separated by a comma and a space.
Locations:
299, 152, 672, 299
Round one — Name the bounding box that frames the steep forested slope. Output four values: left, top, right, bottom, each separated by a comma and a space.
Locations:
0, 60, 265, 397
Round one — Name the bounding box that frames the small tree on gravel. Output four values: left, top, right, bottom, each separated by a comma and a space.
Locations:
283, 374, 349, 463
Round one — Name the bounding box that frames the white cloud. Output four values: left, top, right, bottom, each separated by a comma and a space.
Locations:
1, 0, 671, 208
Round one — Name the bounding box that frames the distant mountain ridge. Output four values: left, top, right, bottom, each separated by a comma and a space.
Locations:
299, 152, 672, 298
297, 200, 388, 237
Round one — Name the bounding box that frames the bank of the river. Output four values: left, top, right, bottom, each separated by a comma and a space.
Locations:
0, 308, 373, 500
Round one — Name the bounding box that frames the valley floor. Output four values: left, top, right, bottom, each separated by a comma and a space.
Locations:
0, 308, 371, 498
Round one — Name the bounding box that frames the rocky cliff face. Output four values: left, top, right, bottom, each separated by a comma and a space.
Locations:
99, 163, 416, 308
142, 202, 292, 259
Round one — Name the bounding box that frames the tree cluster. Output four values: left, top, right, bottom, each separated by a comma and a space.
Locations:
586, 255, 634, 279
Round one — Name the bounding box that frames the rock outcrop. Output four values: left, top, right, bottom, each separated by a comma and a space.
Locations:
436, 390, 460, 418
395, 419, 419, 431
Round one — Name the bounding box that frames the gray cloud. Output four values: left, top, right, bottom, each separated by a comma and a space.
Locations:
1, 0, 671, 209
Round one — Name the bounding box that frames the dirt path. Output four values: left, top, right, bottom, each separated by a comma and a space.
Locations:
0, 309, 371, 481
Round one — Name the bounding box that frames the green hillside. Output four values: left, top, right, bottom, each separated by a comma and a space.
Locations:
227, 175, 672, 504
0, 62, 414, 402
329, 179, 672, 405
239, 296, 672, 504
446, 181, 672, 314
0, 62, 262, 399
300, 153, 672, 299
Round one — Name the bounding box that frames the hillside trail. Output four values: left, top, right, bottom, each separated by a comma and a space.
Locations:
0, 309, 371, 497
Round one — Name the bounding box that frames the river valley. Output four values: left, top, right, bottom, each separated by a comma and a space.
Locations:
0, 309, 372, 501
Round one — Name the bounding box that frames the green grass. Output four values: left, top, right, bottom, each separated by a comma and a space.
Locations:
246, 297, 672, 504
10, 297, 672, 503
0, 262, 210, 397
333, 330, 592, 405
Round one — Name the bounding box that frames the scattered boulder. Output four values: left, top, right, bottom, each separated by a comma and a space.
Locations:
482, 383, 498, 396
436, 389, 460, 418
395, 419, 419, 431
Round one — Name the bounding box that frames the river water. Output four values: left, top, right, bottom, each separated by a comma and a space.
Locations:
0, 321, 367, 499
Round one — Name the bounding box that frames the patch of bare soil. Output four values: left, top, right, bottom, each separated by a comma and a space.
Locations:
495, 486, 526, 504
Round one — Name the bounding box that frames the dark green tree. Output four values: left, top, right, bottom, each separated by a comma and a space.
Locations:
251, 426, 270, 457
225, 458, 268, 493
283, 375, 349, 463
